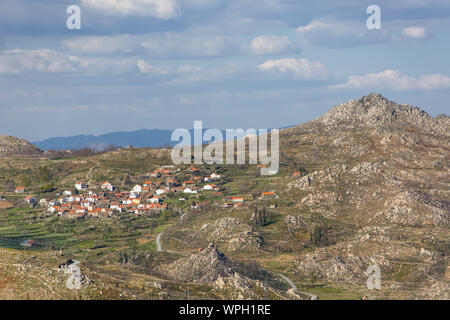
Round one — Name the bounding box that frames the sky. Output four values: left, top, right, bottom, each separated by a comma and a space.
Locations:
0, 0, 449, 141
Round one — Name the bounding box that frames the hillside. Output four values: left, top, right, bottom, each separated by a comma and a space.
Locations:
0, 94, 448, 300
0, 135, 43, 157
275, 94, 450, 298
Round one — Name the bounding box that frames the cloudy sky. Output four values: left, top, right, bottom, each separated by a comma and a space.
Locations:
1, 0, 450, 141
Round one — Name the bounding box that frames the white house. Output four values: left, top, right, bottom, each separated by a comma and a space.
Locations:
210, 173, 221, 180
155, 189, 166, 196
15, 187, 25, 194
47, 206, 57, 214
75, 208, 87, 215
63, 190, 72, 196
150, 196, 162, 204
183, 188, 198, 194
133, 185, 142, 193
203, 184, 214, 190
75, 182, 87, 191
130, 192, 139, 199
66, 195, 81, 202
101, 182, 115, 192
110, 203, 122, 212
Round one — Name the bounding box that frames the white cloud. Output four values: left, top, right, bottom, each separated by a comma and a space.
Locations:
0, 49, 78, 74
81, 0, 179, 19
177, 64, 202, 73
296, 19, 391, 47
137, 60, 170, 75
64, 33, 238, 58
331, 70, 450, 91
402, 26, 427, 39
258, 58, 327, 79
248, 35, 292, 55
63, 34, 140, 54
296, 20, 330, 34
0, 49, 139, 75
141, 34, 235, 57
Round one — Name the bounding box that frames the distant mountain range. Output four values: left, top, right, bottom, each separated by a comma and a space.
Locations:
33, 126, 292, 151
33, 129, 178, 151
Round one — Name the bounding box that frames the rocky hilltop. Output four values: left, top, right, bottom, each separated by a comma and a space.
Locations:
0, 135, 43, 157
159, 244, 305, 299
298, 93, 449, 136
278, 94, 449, 299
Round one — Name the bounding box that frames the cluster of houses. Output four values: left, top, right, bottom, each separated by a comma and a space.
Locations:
8, 165, 281, 217
40, 166, 226, 219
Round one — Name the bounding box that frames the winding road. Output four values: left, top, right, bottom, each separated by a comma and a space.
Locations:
277, 273, 318, 300
156, 233, 163, 252
85, 160, 99, 186
179, 212, 187, 224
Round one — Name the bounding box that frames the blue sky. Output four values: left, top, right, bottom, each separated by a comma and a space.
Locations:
0, 0, 449, 141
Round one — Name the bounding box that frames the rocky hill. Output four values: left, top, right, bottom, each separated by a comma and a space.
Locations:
0, 135, 43, 157
158, 244, 304, 299
0, 93, 447, 300
307, 93, 449, 135
278, 94, 449, 299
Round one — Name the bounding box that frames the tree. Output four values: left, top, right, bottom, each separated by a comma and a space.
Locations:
38, 166, 52, 183
309, 224, 332, 247
251, 207, 271, 227
39, 182, 55, 193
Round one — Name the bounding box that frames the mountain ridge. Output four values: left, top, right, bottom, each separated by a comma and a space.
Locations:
0, 135, 43, 157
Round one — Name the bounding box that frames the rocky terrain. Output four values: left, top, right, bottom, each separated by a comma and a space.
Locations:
0, 94, 448, 300
0, 135, 43, 157
159, 243, 301, 299
279, 94, 449, 299
198, 217, 263, 252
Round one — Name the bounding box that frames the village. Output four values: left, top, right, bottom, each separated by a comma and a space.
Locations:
12, 165, 280, 220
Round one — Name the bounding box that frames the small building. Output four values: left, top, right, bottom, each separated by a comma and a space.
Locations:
210, 173, 221, 180
155, 189, 166, 196
75, 182, 87, 191
25, 196, 37, 206
183, 188, 198, 194
149, 171, 161, 178
15, 187, 25, 194
20, 239, 35, 247
189, 166, 199, 173
262, 192, 277, 200
232, 197, 244, 203
101, 182, 115, 192
150, 196, 162, 204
